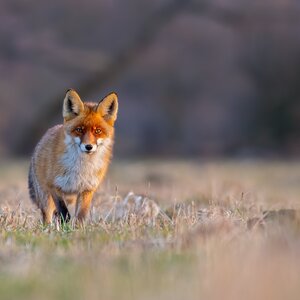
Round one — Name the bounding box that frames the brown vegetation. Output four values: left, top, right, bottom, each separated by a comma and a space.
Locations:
0, 160, 300, 299
1, 0, 300, 156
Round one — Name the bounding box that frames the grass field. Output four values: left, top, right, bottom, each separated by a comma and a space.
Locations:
0, 159, 300, 300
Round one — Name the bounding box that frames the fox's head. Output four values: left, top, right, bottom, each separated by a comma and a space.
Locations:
62, 89, 118, 154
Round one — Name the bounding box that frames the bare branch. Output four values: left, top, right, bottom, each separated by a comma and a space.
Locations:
17, 0, 191, 154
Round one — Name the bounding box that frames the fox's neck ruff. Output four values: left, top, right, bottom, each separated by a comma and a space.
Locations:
54, 133, 112, 193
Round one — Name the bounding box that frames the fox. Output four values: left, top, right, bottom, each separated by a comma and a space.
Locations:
28, 89, 118, 224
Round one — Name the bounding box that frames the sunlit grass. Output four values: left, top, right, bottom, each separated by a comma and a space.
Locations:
0, 159, 300, 300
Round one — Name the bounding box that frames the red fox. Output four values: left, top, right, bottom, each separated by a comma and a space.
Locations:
28, 89, 118, 224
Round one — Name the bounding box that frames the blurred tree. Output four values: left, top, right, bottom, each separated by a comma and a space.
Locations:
15, 0, 190, 154
1, 0, 300, 157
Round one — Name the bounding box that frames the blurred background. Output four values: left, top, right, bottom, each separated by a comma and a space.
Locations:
1, 0, 300, 159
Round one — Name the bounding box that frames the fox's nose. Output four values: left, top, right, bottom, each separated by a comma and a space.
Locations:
85, 144, 93, 151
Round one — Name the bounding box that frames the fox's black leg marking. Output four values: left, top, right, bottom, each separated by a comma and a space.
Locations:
52, 195, 71, 222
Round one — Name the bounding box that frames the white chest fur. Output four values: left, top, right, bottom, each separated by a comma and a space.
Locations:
54, 134, 111, 193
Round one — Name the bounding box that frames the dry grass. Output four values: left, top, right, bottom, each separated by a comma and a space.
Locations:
0, 159, 300, 300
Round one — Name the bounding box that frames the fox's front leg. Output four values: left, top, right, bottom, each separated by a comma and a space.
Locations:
75, 190, 94, 221
42, 194, 56, 225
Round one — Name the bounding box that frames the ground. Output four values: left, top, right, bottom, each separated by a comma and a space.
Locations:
0, 159, 300, 300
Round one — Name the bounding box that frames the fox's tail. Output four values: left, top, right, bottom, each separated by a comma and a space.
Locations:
28, 160, 37, 204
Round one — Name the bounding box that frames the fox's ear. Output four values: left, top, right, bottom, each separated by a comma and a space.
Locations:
97, 92, 118, 125
63, 89, 84, 120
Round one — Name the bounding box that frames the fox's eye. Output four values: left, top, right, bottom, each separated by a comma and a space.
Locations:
75, 127, 83, 133
95, 128, 102, 134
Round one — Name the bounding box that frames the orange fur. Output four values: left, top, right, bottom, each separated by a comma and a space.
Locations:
28, 90, 118, 223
